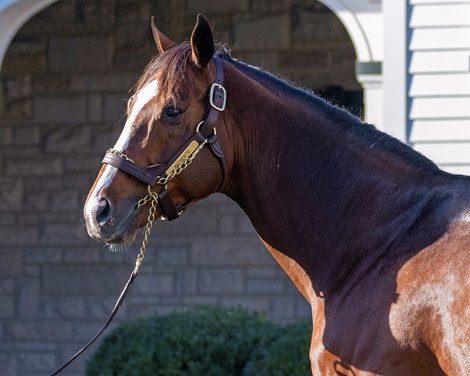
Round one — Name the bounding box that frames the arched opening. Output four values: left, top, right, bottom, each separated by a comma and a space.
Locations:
0, 0, 59, 69
227, 1, 364, 118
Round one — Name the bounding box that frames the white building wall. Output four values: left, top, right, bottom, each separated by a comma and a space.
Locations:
290, 0, 386, 129
408, 0, 470, 175
383, 0, 408, 141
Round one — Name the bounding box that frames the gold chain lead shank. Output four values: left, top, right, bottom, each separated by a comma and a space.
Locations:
108, 141, 207, 274
133, 186, 159, 275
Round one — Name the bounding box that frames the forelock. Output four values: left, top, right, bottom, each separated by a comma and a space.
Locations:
134, 43, 193, 107
131, 43, 231, 111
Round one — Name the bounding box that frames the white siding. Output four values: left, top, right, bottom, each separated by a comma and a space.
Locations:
410, 98, 470, 119
409, 73, 470, 96
410, 51, 470, 73
408, 1, 470, 175
411, 0, 470, 3
409, 28, 470, 50
414, 143, 470, 164
410, 4, 470, 27
410, 120, 470, 141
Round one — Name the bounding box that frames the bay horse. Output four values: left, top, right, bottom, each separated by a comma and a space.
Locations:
84, 14, 470, 375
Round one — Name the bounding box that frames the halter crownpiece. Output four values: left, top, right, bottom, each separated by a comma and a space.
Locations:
102, 56, 227, 220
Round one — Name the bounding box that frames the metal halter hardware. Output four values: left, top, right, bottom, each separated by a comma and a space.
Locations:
49, 57, 227, 376
209, 83, 227, 111
102, 56, 227, 221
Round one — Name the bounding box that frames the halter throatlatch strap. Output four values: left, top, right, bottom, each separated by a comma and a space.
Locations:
102, 56, 227, 221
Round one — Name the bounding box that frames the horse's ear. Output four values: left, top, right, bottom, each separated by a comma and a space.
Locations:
190, 14, 214, 68
151, 16, 173, 54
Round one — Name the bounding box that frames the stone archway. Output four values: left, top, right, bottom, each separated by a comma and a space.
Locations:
317, 0, 383, 129
230, 1, 364, 118
0, 0, 59, 69
318, 0, 383, 62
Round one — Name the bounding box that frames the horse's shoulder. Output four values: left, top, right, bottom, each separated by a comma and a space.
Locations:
395, 227, 469, 293
390, 230, 469, 350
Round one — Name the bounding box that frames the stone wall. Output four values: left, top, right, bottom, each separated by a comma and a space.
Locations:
0, 0, 359, 374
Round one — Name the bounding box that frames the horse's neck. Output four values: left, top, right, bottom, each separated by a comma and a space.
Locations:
222, 61, 450, 298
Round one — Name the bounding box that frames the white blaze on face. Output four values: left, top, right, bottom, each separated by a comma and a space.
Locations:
115, 79, 159, 151
90, 80, 159, 203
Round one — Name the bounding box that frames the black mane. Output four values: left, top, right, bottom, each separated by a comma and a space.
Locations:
217, 52, 440, 173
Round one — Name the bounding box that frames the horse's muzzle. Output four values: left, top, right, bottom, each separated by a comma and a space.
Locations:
84, 196, 139, 244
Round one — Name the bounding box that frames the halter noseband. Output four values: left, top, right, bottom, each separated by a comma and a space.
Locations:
102, 57, 227, 220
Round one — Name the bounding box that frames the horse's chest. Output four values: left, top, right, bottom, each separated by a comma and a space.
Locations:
310, 299, 442, 376
309, 257, 454, 376
311, 276, 424, 375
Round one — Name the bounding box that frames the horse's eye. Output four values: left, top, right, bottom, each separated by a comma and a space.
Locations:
162, 106, 183, 120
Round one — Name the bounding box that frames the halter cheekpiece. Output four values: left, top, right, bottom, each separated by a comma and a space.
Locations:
102, 57, 227, 220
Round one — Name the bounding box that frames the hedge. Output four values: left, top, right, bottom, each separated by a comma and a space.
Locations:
86, 305, 311, 376
243, 320, 312, 376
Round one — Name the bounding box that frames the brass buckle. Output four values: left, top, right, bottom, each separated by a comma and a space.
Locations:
209, 83, 226, 112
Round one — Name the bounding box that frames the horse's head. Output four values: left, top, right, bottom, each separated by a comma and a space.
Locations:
84, 14, 228, 244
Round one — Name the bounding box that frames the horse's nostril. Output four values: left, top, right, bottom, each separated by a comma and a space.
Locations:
95, 197, 112, 225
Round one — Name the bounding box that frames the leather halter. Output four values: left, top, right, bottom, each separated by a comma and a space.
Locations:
102, 57, 227, 221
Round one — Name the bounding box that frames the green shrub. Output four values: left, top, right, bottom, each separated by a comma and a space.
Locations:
243, 320, 312, 376
86, 305, 279, 376
86, 305, 312, 376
